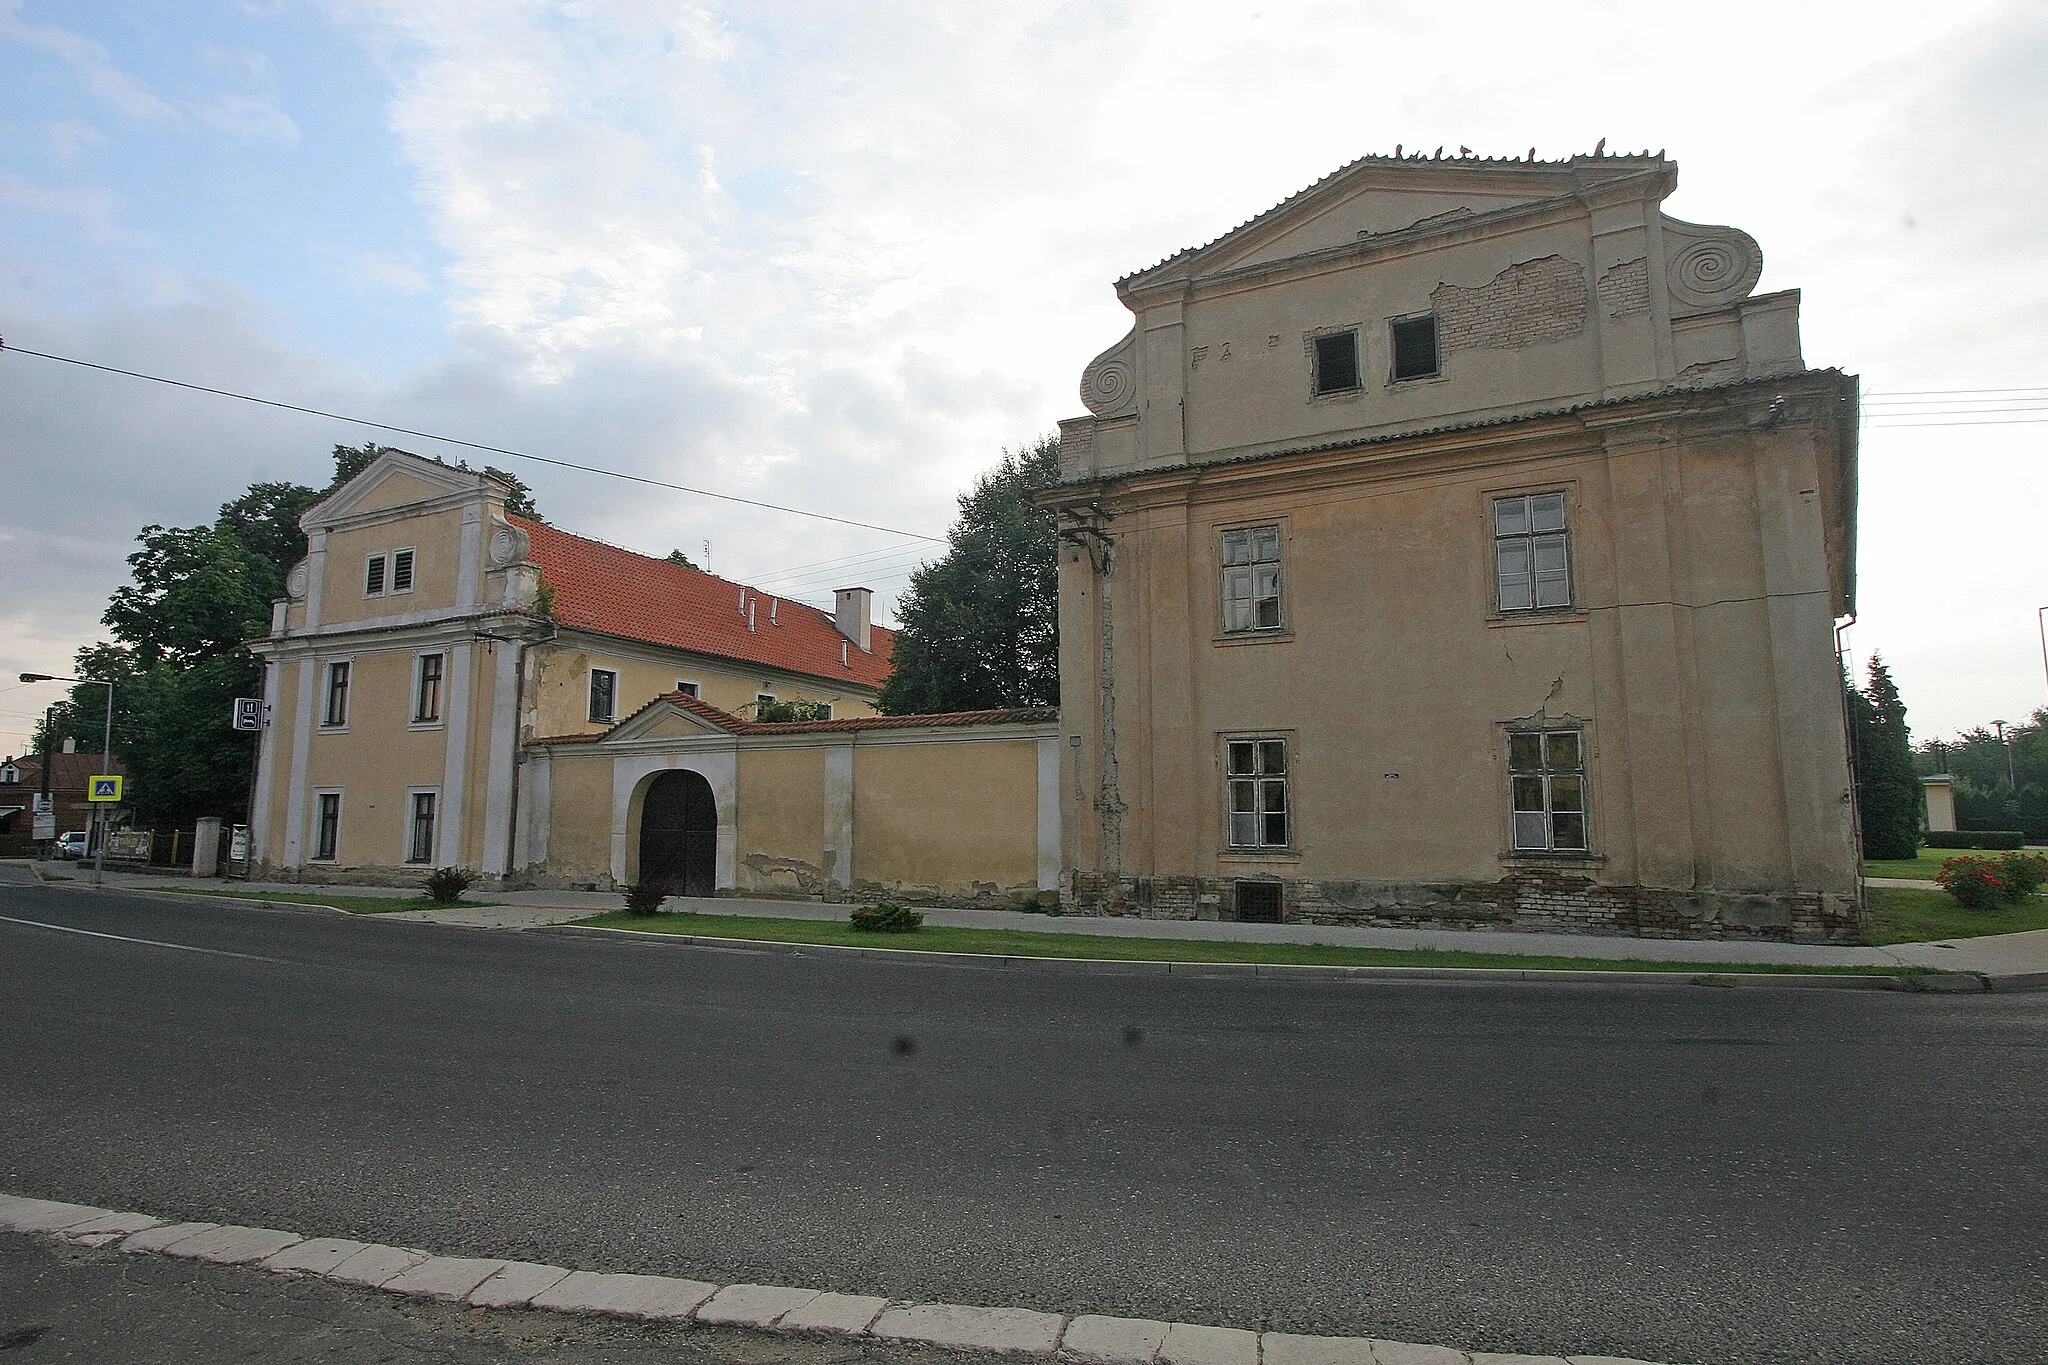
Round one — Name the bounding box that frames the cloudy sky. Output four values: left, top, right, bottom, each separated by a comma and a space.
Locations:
3, 0, 2045, 759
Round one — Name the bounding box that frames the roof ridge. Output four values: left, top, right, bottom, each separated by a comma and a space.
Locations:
508, 514, 838, 618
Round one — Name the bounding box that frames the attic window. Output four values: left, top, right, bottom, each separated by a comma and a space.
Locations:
365, 554, 386, 596
391, 548, 415, 594
1312, 331, 1360, 395
1391, 315, 1440, 381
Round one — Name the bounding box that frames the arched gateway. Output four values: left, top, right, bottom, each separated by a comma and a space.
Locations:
638, 769, 717, 896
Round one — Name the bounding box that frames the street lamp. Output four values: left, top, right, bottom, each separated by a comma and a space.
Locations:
1991, 718, 2017, 794
18, 672, 114, 886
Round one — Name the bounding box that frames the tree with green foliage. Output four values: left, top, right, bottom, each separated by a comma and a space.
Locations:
665, 549, 699, 569
877, 436, 1060, 715
1919, 709, 2046, 839
1849, 654, 1921, 859
751, 698, 832, 723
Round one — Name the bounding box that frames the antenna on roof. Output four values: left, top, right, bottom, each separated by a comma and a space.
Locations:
704, 540, 711, 573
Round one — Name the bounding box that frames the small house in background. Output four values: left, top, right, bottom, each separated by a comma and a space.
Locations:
1044, 148, 1862, 942
0, 749, 129, 857
1921, 775, 1958, 834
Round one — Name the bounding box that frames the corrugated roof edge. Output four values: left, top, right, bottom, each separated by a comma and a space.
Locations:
1045, 369, 1856, 494
526, 693, 1056, 746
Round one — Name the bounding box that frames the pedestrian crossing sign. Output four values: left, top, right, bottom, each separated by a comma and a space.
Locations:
88, 775, 123, 802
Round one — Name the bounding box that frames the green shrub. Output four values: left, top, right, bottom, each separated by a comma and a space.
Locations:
424, 866, 474, 904
1925, 831, 2026, 850
1935, 856, 2007, 910
849, 900, 924, 933
622, 881, 670, 916
1997, 851, 2047, 901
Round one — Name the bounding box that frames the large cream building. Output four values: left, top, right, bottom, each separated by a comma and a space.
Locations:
249, 452, 1060, 902
1043, 149, 1863, 941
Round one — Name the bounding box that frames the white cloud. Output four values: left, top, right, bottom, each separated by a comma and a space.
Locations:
352, 251, 431, 292
43, 119, 107, 162
0, 0, 176, 121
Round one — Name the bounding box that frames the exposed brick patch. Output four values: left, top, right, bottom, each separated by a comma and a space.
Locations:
1432, 255, 1588, 356
1596, 257, 1650, 318
1067, 867, 1863, 944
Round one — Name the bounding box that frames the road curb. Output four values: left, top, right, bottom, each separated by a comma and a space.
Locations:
0, 1193, 1670, 1365
528, 923, 1951, 991
106, 887, 352, 917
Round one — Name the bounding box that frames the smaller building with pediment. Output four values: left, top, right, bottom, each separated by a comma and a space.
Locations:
248, 450, 1058, 901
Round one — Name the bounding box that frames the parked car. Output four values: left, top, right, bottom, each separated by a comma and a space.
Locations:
55, 831, 87, 860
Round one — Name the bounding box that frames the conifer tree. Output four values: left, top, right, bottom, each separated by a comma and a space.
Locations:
1852, 654, 1921, 859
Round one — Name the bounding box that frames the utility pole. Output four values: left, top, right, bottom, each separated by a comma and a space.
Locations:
1992, 719, 2017, 793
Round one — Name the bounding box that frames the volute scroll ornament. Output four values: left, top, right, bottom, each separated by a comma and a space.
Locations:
488, 520, 531, 568
1661, 217, 1763, 315
285, 559, 310, 600
1079, 328, 1138, 419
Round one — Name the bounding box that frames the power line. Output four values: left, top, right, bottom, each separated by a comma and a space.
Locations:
0, 340, 943, 543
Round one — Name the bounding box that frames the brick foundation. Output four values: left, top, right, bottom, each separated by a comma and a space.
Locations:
1067, 868, 1863, 944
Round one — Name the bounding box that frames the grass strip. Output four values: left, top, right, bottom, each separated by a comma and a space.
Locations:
1861, 885, 2048, 945
139, 887, 488, 916
567, 911, 1917, 975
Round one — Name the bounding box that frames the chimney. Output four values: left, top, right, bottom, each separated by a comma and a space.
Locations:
833, 587, 872, 652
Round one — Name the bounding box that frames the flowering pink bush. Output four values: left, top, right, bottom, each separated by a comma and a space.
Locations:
1936, 856, 2008, 910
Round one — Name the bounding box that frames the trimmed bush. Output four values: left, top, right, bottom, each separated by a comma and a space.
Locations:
1924, 831, 2026, 850
1935, 856, 2007, 911
1998, 851, 2047, 901
622, 881, 669, 916
849, 900, 924, 933
424, 866, 474, 904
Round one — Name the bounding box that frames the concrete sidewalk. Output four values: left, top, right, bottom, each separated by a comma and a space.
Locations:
18, 857, 2048, 985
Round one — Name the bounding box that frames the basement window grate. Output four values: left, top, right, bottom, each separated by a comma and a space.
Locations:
1235, 880, 1283, 923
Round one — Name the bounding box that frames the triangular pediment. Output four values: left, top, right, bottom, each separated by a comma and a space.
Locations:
603, 696, 740, 744
1120, 154, 1674, 293
302, 449, 503, 530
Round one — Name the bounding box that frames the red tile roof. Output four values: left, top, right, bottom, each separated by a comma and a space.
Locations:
527, 694, 1055, 744
0, 752, 127, 790
514, 517, 895, 690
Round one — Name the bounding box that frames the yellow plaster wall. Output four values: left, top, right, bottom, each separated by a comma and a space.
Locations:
318, 507, 467, 626
299, 646, 453, 869
853, 739, 1038, 892
541, 752, 614, 880
736, 747, 827, 890
527, 642, 877, 738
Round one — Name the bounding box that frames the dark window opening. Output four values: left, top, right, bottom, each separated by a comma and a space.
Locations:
589, 669, 617, 724
364, 555, 386, 596
1312, 331, 1360, 394
391, 548, 415, 593
315, 793, 340, 862
675, 681, 700, 698
1235, 880, 1283, 923
322, 662, 350, 728
1391, 315, 1439, 380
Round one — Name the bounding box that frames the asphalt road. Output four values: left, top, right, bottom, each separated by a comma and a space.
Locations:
1, 877, 2042, 1365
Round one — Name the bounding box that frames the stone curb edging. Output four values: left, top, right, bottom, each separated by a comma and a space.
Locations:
0, 1193, 1671, 1365
532, 923, 1963, 992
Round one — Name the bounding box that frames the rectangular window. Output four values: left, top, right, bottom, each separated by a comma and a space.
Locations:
756, 692, 776, 710
1494, 492, 1572, 612
1312, 331, 1360, 394
390, 548, 415, 594
414, 653, 444, 724
675, 681, 700, 699
1509, 729, 1589, 852
314, 792, 341, 862
407, 791, 437, 865
364, 554, 386, 596
812, 702, 832, 720
1391, 314, 1439, 380
1220, 526, 1283, 633
1225, 738, 1291, 849
588, 669, 617, 724
322, 661, 351, 728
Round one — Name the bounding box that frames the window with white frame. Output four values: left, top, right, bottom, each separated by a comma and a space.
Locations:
406, 791, 437, 865
390, 548, 416, 594
364, 554, 387, 597
1220, 526, 1283, 634
313, 791, 341, 862
755, 692, 776, 711
1225, 737, 1291, 849
812, 702, 832, 720
674, 680, 700, 699
413, 653, 444, 724
1509, 728, 1588, 852
588, 668, 617, 724
1494, 491, 1571, 612
321, 661, 351, 728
